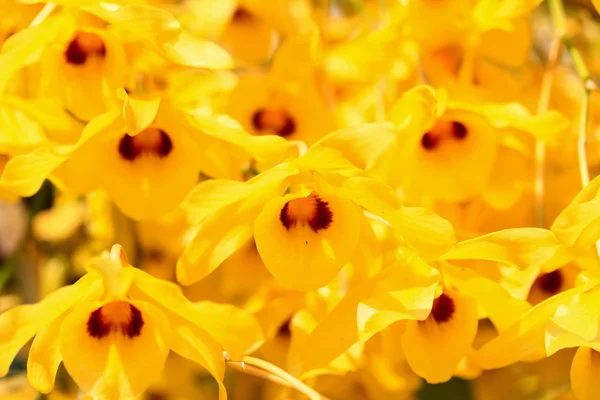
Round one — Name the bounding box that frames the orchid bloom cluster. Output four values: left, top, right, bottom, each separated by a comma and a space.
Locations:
3, 1, 600, 400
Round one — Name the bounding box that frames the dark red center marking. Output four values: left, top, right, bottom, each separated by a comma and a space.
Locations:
451, 121, 468, 139
118, 128, 173, 162
536, 270, 563, 294
65, 31, 106, 66
430, 293, 455, 323
420, 120, 469, 151
277, 318, 292, 338
232, 7, 253, 21
280, 194, 333, 233
420, 132, 440, 150
87, 302, 144, 339
252, 108, 296, 137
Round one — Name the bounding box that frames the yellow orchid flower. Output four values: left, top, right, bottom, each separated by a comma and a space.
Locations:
0, 244, 263, 399
178, 128, 456, 289
407, 0, 539, 87
0, 89, 289, 220
280, 252, 439, 379
183, 240, 276, 307
551, 173, 600, 253
364, 85, 569, 207
225, 31, 337, 145
0, 9, 125, 121
473, 348, 576, 400
474, 269, 600, 400
174, 0, 315, 66
283, 225, 569, 383
0, 3, 233, 121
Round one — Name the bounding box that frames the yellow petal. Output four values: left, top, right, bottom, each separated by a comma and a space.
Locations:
0, 109, 122, 197
317, 175, 456, 258
475, 0, 543, 25
188, 112, 292, 166
551, 173, 600, 251
177, 166, 294, 285
160, 32, 234, 69
309, 123, 398, 171
0, 96, 81, 145
475, 288, 580, 369
545, 319, 597, 357
571, 347, 600, 400
443, 264, 531, 331
550, 286, 600, 344
293, 145, 363, 177
178, 210, 255, 286
287, 287, 365, 377
168, 316, 227, 400
440, 228, 572, 270
0, 273, 99, 376
254, 191, 361, 290
85, 4, 180, 44
0, 14, 63, 92
27, 315, 66, 393
59, 300, 171, 399
401, 290, 478, 383
87, 4, 233, 69
181, 179, 253, 224
130, 269, 263, 360
388, 84, 439, 135
191, 302, 264, 360
118, 90, 161, 136
0, 147, 68, 197
357, 254, 439, 343
288, 256, 439, 377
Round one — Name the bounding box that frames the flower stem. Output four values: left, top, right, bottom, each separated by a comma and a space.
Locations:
228, 356, 330, 400
534, 35, 561, 227
548, 0, 598, 188
227, 360, 291, 387
29, 2, 56, 27
548, 0, 600, 258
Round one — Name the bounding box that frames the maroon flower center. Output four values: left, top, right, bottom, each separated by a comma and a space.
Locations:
536, 270, 563, 294
252, 108, 296, 137
420, 121, 468, 151
87, 301, 144, 339
232, 7, 253, 21
65, 31, 106, 66
280, 193, 333, 233
277, 318, 292, 338
118, 128, 173, 162
430, 293, 455, 323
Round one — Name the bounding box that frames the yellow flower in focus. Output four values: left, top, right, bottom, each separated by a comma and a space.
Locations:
0, 244, 263, 399
178, 129, 456, 289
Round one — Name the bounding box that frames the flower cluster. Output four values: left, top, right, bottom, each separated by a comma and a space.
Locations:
1, 0, 600, 399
